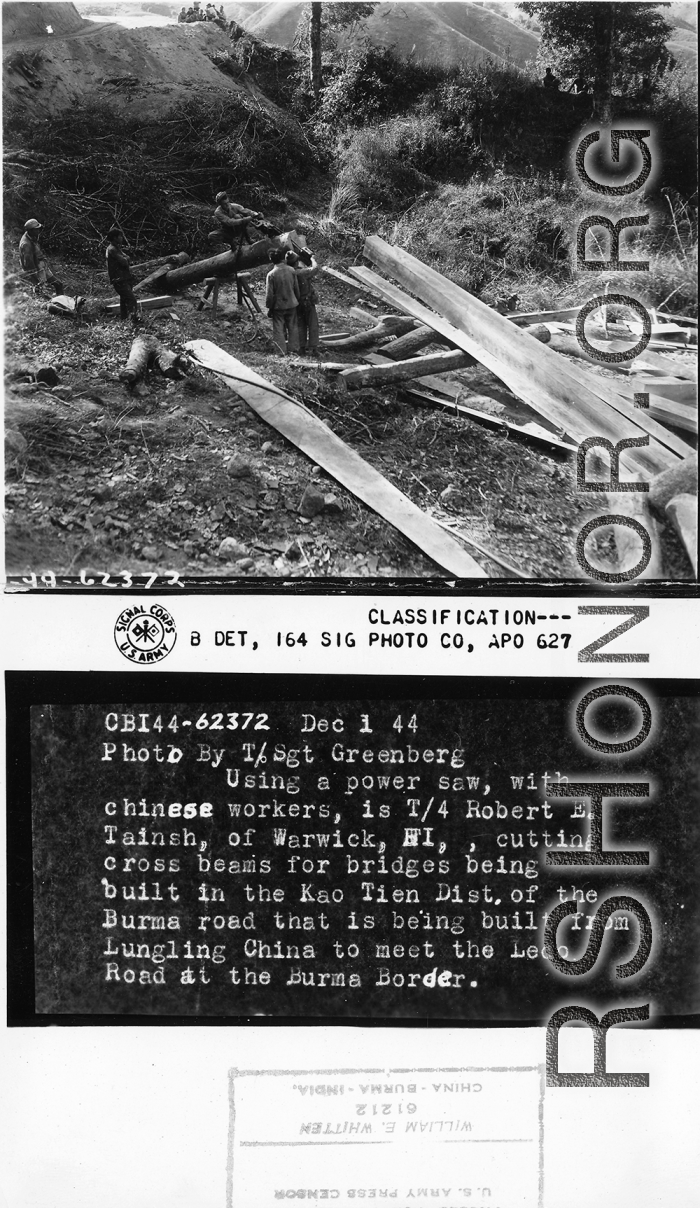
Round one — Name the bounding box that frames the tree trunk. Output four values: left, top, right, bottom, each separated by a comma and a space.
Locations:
339, 350, 474, 389
119, 335, 188, 386
132, 252, 189, 274
592, 3, 616, 123
98, 252, 189, 278
381, 324, 453, 360
134, 263, 172, 295
310, 1, 323, 103
162, 238, 275, 291
320, 315, 417, 351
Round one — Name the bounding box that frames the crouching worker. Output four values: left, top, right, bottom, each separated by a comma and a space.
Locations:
285, 250, 320, 356
106, 227, 140, 324
214, 191, 265, 247
265, 247, 299, 355
19, 219, 64, 294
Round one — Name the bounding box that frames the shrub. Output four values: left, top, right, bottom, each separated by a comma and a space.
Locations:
336, 119, 441, 209
319, 45, 449, 128
645, 62, 698, 198
3, 95, 316, 256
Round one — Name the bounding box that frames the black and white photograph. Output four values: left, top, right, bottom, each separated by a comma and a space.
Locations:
3, 0, 697, 583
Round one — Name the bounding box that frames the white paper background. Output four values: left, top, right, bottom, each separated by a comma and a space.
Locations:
2, 1027, 699, 1208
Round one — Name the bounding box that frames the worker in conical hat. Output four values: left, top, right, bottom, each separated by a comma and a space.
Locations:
19, 218, 63, 294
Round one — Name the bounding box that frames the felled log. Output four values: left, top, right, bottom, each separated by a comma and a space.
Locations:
134, 264, 172, 295
339, 349, 474, 389
523, 323, 552, 343
163, 238, 277, 291
603, 481, 663, 579
351, 247, 682, 476
134, 252, 190, 274
381, 324, 453, 360
161, 231, 303, 293
648, 453, 698, 574
134, 254, 190, 294
99, 252, 190, 278
320, 315, 416, 351
119, 334, 189, 387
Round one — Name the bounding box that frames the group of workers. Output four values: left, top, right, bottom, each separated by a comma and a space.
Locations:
19, 216, 140, 320
543, 67, 590, 94
265, 246, 320, 357
178, 3, 227, 25
213, 190, 321, 356
19, 193, 321, 354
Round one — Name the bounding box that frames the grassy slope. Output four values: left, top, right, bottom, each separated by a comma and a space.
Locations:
230, 0, 538, 65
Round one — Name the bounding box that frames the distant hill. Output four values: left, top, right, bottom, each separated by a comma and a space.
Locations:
226, 0, 697, 73
226, 0, 540, 67
666, 2, 698, 71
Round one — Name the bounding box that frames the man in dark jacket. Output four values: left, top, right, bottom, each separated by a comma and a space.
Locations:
106, 227, 139, 322
265, 248, 300, 355
19, 218, 63, 293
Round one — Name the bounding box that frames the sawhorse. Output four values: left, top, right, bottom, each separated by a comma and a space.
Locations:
236, 272, 262, 317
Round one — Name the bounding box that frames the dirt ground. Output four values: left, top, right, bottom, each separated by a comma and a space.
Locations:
8, 232, 695, 583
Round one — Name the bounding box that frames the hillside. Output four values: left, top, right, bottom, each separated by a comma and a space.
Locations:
227, 0, 697, 72
227, 0, 539, 67
2, 0, 286, 119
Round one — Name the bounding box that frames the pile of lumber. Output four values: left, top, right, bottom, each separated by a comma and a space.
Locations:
317, 237, 696, 573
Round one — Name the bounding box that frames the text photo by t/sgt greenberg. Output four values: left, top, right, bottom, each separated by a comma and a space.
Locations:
2, 0, 697, 589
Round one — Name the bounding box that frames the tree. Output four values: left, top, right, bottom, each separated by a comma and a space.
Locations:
518, 2, 673, 121
296, 2, 378, 103
309, 2, 323, 104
